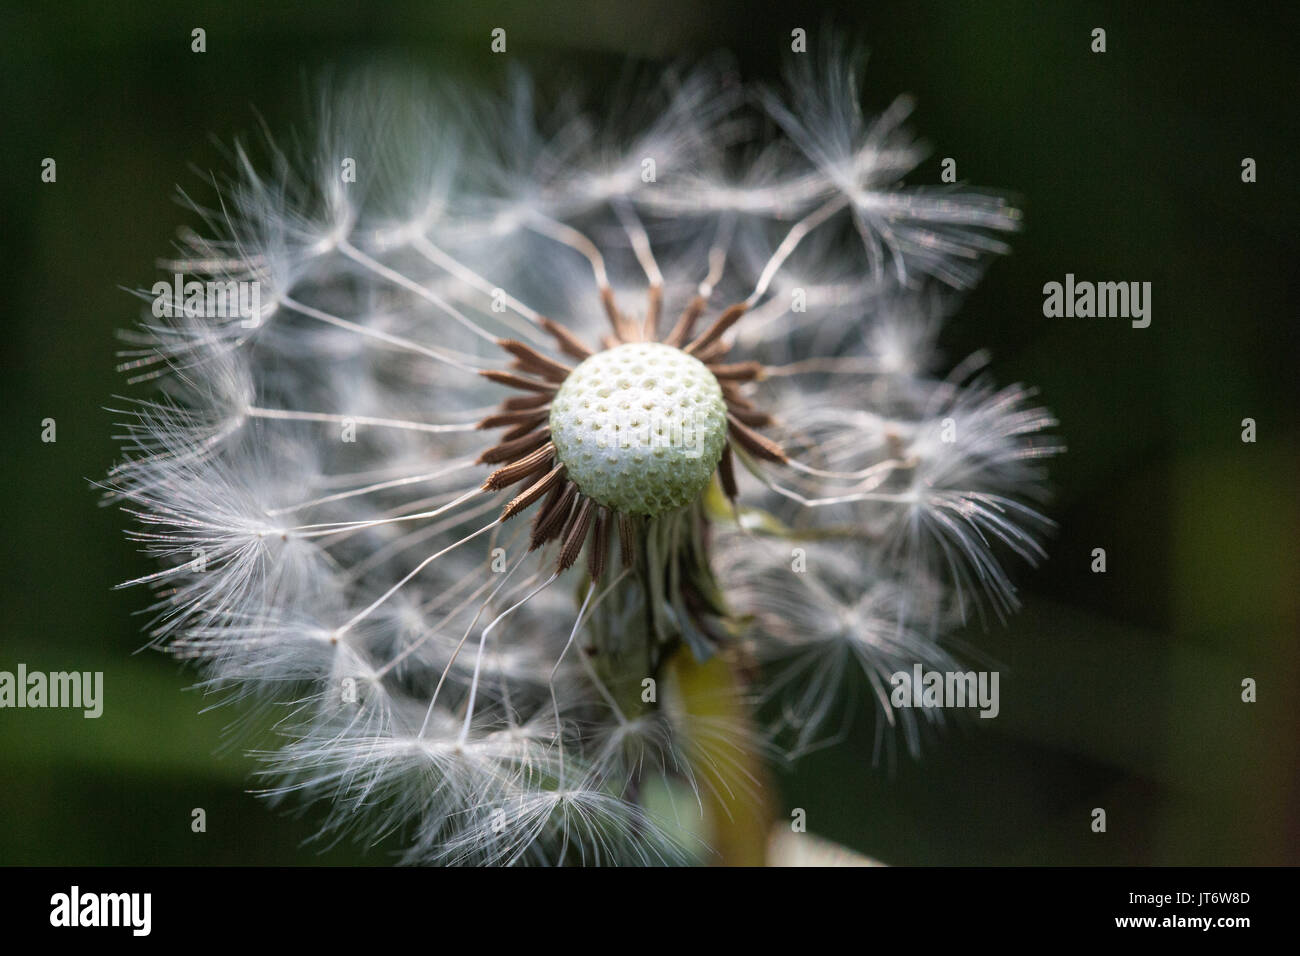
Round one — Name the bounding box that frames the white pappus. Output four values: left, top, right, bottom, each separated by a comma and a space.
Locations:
104, 42, 1060, 866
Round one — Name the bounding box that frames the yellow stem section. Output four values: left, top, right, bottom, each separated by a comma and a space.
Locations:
666, 647, 773, 866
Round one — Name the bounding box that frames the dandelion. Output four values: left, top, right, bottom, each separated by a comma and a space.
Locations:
105, 44, 1060, 865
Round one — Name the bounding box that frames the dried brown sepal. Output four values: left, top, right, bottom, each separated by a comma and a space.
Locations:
600, 287, 633, 340
685, 302, 747, 355
642, 284, 662, 341
665, 295, 706, 347
497, 339, 573, 382
726, 406, 772, 428
558, 498, 595, 571
727, 413, 787, 463
530, 482, 579, 549
478, 407, 547, 431
479, 369, 558, 393
617, 513, 637, 568
539, 316, 595, 360
588, 507, 610, 580
501, 393, 553, 411
483, 442, 557, 490
529, 479, 568, 534
502, 418, 549, 442
693, 339, 732, 365
708, 361, 764, 382
719, 443, 739, 499
501, 464, 567, 521
719, 385, 756, 411
477, 427, 551, 465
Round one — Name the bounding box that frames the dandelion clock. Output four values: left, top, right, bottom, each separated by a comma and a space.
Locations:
105, 41, 1060, 865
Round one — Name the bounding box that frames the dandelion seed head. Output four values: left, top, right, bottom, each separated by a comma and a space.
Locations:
106, 44, 1059, 865
549, 342, 728, 515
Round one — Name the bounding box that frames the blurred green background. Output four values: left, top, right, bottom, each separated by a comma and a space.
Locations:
1, 0, 1295, 864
